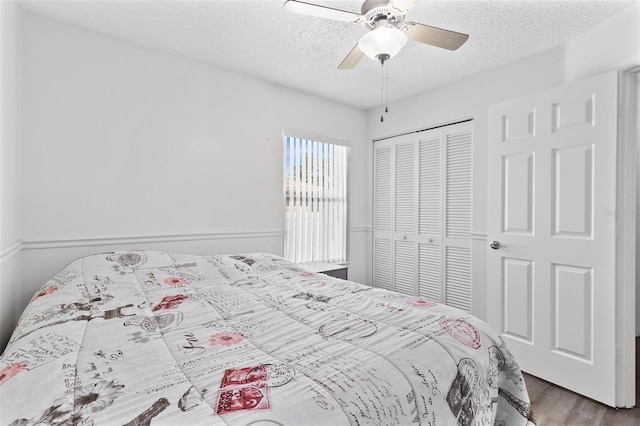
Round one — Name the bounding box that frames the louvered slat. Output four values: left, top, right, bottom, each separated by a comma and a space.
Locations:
446, 132, 472, 239
395, 142, 415, 234
375, 145, 392, 232
419, 137, 441, 236
374, 238, 392, 290
445, 246, 471, 312
394, 240, 415, 295
418, 243, 441, 301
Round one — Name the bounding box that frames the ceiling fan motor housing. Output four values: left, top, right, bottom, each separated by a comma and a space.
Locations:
361, 0, 405, 29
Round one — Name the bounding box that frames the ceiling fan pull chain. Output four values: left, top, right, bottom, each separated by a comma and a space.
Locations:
380, 58, 384, 122
385, 60, 389, 114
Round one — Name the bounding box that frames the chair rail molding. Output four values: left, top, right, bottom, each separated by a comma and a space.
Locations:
21, 230, 284, 250
351, 226, 374, 233
470, 232, 488, 241
0, 240, 23, 264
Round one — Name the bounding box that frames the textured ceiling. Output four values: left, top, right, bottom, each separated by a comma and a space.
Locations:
20, 0, 635, 110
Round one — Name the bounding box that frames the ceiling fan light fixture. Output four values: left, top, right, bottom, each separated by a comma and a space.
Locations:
358, 19, 408, 60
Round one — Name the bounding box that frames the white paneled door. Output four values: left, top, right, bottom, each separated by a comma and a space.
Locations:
487, 71, 632, 406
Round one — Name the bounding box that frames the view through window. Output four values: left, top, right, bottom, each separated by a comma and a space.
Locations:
284, 135, 349, 264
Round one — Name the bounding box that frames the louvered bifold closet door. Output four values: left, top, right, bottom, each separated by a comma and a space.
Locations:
372, 121, 472, 309
373, 140, 393, 291
443, 122, 472, 312
393, 138, 417, 295
417, 129, 443, 301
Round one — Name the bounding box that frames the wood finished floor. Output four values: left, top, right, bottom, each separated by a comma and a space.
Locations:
524, 373, 640, 426
521, 337, 640, 426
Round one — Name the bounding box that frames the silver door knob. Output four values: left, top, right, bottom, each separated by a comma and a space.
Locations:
490, 240, 505, 249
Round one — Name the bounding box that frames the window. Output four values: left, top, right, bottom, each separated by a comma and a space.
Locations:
283, 135, 349, 264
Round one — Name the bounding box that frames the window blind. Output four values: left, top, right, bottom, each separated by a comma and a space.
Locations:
284, 136, 349, 264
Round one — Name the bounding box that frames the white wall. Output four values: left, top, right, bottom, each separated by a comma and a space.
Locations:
564, 1, 640, 83
365, 2, 639, 321
11, 12, 369, 349
0, 1, 23, 351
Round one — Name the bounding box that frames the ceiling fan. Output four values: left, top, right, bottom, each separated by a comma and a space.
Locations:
284, 0, 469, 69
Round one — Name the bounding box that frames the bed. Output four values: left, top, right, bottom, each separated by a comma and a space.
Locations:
0, 251, 533, 425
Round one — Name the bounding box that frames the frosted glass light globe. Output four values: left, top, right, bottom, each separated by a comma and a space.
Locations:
358, 20, 408, 60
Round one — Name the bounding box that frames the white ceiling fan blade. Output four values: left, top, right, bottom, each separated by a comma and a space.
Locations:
388, 0, 420, 14
338, 44, 365, 70
402, 22, 469, 50
284, 0, 363, 23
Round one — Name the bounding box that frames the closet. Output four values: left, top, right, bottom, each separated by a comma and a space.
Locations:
373, 120, 473, 312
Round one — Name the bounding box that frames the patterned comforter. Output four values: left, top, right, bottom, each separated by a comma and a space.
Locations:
0, 251, 533, 425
